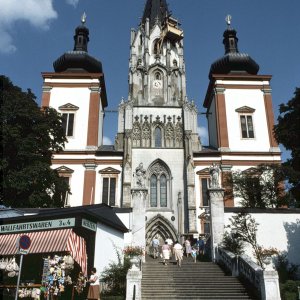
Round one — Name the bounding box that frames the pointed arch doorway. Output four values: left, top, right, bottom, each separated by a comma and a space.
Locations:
145, 214, 178, 251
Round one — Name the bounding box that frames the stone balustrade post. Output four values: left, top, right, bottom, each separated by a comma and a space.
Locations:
260, 269, 281, 300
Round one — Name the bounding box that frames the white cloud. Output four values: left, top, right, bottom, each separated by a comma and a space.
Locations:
197, 126, 209, 145
0, 29, 16, 53
0, 0, 57, 54
103, 136, 113, 145
65, 0, 79, 7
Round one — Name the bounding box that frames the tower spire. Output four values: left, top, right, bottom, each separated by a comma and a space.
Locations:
223, 15, 238, 54
74, 13, 89, 52
141, 0, 169, 29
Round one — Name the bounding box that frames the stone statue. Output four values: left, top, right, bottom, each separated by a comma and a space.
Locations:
209, 163, 220, 188
134, 162, 146, 188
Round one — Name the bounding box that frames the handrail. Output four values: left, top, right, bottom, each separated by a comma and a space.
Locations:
217, 246, 281, 300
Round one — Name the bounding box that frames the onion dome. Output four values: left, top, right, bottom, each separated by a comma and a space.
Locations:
209, 16, 259, 79
53, 13, 102, 73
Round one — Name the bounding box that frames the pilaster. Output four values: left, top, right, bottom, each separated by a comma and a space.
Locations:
214, 87, 229, 151
41, 86, 52, 107
82, 162, 97, 205
87, 86, 101, 148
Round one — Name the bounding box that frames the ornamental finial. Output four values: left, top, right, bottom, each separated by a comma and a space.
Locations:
81, 12, 87, 25
225, 15, 232, 29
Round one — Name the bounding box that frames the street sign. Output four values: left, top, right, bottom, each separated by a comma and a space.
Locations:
19, 248, 29, 255
19, 235, 31, 250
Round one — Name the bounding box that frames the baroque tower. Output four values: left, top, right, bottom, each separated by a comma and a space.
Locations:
116, 0, 201, 243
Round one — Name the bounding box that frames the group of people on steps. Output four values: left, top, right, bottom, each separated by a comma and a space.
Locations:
151, 236, 206, 266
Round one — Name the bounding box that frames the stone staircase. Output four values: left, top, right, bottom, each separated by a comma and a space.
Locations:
141, 256, 256, 300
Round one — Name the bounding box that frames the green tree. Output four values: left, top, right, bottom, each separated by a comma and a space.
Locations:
226, 213, 278, 268
1, 76, 68, 208
274, 87, 300, 205
229, 164, 287, 208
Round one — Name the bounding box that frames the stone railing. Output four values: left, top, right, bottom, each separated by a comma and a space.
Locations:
126, 256, 142, 300
217, 247, 281, 300
239, 254, 263, 294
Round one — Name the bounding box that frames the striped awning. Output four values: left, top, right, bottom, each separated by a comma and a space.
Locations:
0, 229, 87, 275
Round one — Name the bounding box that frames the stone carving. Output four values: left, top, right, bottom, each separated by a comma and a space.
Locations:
132, 122, 141, 147
209, 163, 221, 188
175, 122, 183, 147
134, 163, 146, 188
150, 162, 168, 177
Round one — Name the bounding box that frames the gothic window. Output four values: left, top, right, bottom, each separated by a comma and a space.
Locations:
160, 175, 167, 207
155, 72, 162, 80
240, 115, 254, 138
155, 127, 162, 148
150, 175, 157, 207
99, 167, 120, 207
148, 161, 171, 209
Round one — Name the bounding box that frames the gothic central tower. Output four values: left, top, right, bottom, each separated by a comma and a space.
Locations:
116, 0, 201, 244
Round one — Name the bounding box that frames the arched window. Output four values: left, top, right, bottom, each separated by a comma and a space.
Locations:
160, 175, 167, 207
155, 127, 162, 147
153, 39, 160, 55
150, 175, 157, 207
148, 161, 171, 209
155, 72, 161, 80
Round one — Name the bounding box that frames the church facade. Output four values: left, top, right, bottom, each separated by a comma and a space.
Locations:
41, 0, 281, 247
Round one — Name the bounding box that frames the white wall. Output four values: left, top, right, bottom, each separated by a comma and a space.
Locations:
94, 222, 125, 275
49, 87, 91, 150
224, 212, 300, 266
116, 212, 133, 246
225, 88, 270, 152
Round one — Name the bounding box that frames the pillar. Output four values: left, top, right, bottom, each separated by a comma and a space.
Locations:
131, 189, 148, 248
208, 187, 225, 262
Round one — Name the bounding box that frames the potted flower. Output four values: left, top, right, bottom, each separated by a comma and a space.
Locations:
123, 246, 144, 270
258, 247, 279, 270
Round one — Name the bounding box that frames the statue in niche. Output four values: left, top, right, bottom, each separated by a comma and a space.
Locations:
209, 163, 221, 188
171, 60, 179, 102
134, 163, 146, 188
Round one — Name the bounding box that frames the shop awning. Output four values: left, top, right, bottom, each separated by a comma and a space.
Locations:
0, 229, 87, 275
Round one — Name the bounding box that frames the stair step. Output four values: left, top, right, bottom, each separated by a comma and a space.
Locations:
141, 255, 255, 300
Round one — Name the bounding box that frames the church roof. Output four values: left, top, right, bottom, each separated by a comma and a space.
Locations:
141, 0, 170, 29
53, 14, 102, 73
209, 26, 259, 79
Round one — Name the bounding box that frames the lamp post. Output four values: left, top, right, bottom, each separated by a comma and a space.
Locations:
297, 286, 300, 300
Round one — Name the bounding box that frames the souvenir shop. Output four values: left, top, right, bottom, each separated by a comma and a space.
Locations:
0, 207, 99, 299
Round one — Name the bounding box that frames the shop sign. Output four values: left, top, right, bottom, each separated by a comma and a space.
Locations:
82, 218, 97, 232
0, 218, 75, 234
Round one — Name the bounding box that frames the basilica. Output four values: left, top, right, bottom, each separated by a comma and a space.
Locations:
41, 0, 281, 248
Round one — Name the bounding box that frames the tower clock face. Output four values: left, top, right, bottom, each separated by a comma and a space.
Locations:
153, 80, 162, 89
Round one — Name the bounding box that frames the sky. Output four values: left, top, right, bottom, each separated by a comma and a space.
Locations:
1, 0, 299, 161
